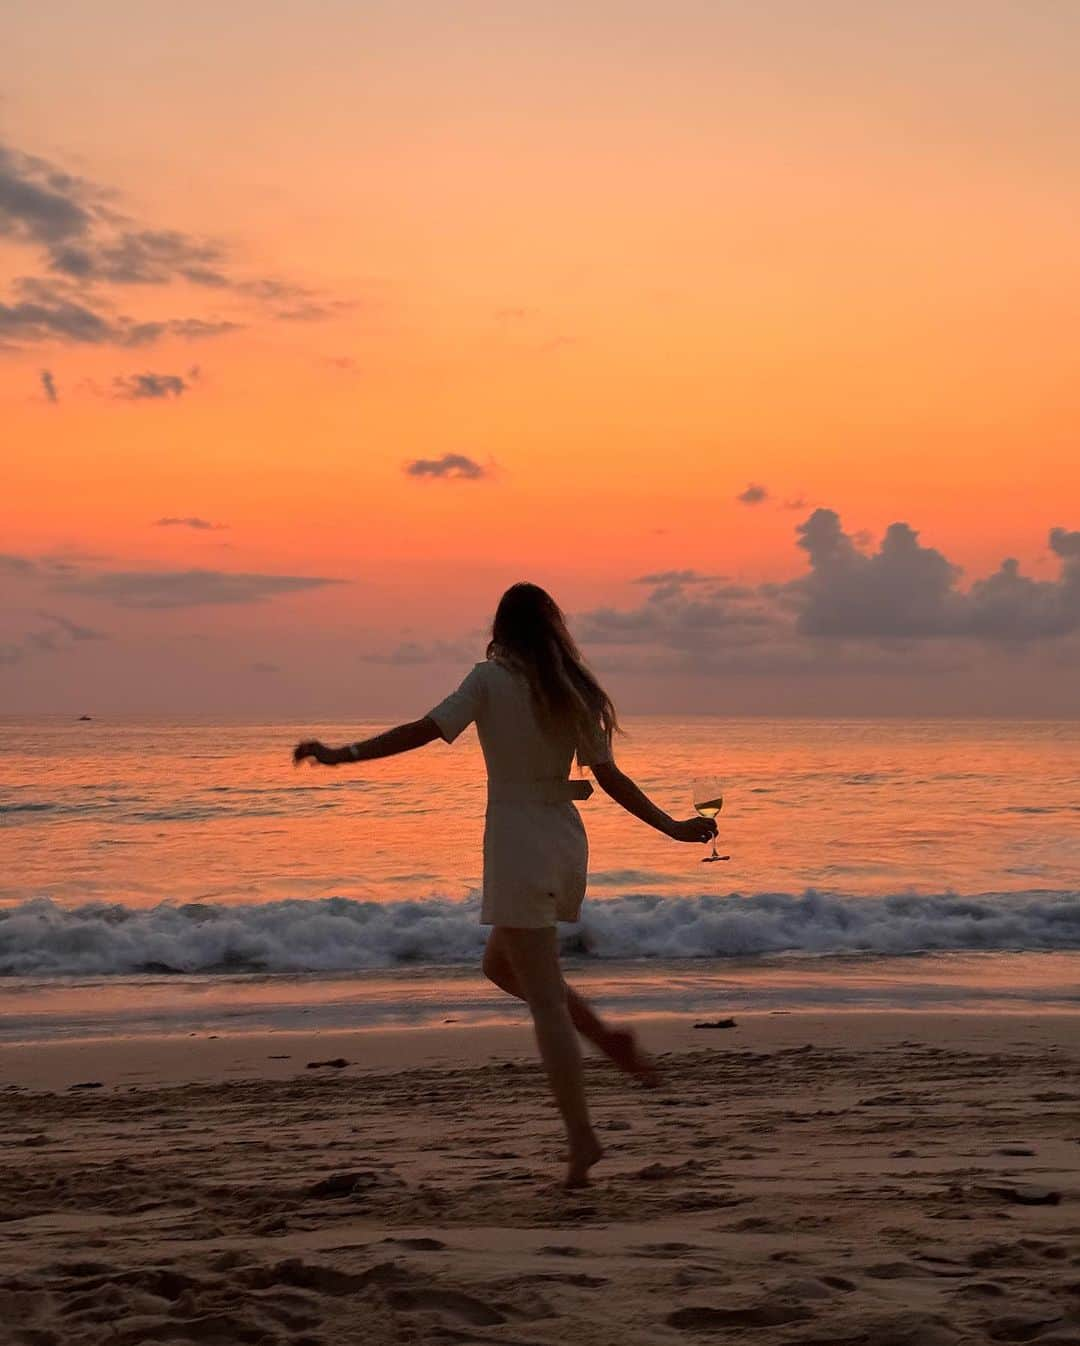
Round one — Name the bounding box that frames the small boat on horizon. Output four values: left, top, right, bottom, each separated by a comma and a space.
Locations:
78, 714, 93, 721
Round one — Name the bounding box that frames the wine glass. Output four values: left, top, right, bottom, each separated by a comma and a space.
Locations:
692, 776, 728, 863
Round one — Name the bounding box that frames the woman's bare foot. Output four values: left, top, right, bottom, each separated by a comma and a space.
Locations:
564, 1132, 604, 1188
604, 1028, 661, 1088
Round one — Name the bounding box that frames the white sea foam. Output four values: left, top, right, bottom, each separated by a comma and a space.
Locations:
1, 890, 1078, 976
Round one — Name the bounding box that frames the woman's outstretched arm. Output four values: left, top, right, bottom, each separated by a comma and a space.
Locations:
591, 760, 717, 844
294, 717, 441, 766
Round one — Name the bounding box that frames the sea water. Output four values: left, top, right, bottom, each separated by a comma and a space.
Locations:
2, 716, 1077, 1041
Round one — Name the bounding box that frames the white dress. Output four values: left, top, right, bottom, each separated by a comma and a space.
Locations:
426, 657, 613, 928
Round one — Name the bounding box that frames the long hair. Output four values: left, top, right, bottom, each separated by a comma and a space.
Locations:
487, 582, 620, 760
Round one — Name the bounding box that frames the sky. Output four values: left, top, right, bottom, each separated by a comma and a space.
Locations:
2, 0, 1078, 717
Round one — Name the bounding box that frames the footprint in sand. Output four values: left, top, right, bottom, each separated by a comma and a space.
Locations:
788, 1311, 962, 1346
387, 1287, 507, 1326
631, 1241, 701, 1258
980, 1309, 1066, 1342
667, 1303, 814, 1330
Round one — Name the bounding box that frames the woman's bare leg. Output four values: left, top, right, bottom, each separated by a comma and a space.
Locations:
483, 931, 659, 1086
496, 925, 603, 1188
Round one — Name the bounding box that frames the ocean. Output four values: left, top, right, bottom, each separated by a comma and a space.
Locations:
2, 715, 1077, 1042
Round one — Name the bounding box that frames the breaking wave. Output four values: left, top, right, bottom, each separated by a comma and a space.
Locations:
1, 890, 1078, 976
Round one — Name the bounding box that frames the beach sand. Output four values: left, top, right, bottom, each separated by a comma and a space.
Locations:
2, 1011, 1078, 1345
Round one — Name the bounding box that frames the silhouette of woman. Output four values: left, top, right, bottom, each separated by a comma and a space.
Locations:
294, 583, 716, 1187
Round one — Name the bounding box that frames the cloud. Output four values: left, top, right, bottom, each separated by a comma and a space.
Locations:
1, 292, 116, 345
39, 368, 58, 403
0, 139, 342, 350
792, 510, 962, 638
359, 638, 477, 665
633, 570, 719, 586
251, 661, 280, 673
737, 482, 769, 505
154, 516, 226, 531
113, 371, 192, 400
33, 610, 107, 641
792, 510, 1080, 642
48, 228, 229, 288
403, 453, 488, 481
629, 569, 740, 604
0, 553, 37, 575
0, 610, 109, 665
51, 568, 344, 609
124, 317, 240, 345
0, 143, 96, 244
0, 281, 242, 348
1049, 527, 1080, 559
579, 585, 783, 654
575, 510, 1080, 674
274, 299, 355, 322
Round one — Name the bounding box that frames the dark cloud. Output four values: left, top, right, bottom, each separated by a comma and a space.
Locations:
0, 610, 108, 665
113, 371, 191, 401
154, 516, 226, 530
0, 284, 241, 348
2, 549, 337, 613
1, 294, 116, 345
579, 585, 782, 653
274, 300, 354, 322
39, 549, 112, 566
0, 139, 340, 350
404, 453, 488, 481
627, 568, 721, 600
0, 553, 37, 575
633, 570, 718, 586
737, 483, 769, 505
52, 568, 344, 609
792, 510, 961, 638
122, 318, 241, 346
0, 143, 95, 244
576, 510, 1080, 672
628, 570, 750, 605
39, 368, 58, 403
251, 661, 281, 673
1050, 527, 1080, 559
359, 638, 477, 665
33, 611, 106, 641
792, 510, 1080, 643
48, 228, 229, 287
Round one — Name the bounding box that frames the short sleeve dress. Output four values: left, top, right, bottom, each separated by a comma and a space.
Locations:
426, 657, 613, 928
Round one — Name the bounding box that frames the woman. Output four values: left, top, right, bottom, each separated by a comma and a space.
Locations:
294, 582, 717, 1187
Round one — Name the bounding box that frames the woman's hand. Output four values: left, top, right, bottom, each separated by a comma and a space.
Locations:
667, 816, 718, 843
293, 740, 341, 766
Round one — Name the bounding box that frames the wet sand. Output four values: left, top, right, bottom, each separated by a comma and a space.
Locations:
2, 1012, 1078, 1345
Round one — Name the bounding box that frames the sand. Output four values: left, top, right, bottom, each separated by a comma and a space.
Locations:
2, 1011, 1078, 1345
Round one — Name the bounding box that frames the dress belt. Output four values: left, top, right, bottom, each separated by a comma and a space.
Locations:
487, 779, 594, 804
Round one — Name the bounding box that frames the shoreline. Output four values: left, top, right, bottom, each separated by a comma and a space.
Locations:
4, 950, 1078, 1055
4, 1007, 1079, 1093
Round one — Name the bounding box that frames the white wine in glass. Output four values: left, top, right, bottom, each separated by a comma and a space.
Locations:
692, 776, 728, 862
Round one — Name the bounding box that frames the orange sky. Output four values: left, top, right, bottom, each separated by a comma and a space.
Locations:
2, 2, 1078, 715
